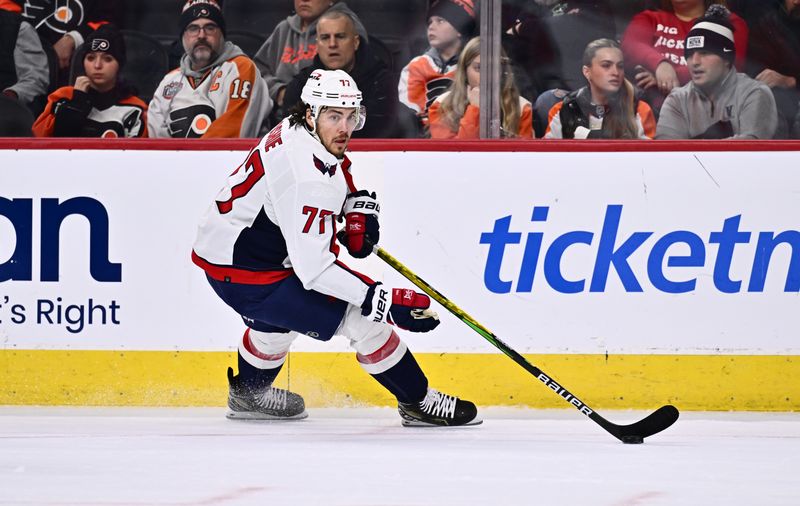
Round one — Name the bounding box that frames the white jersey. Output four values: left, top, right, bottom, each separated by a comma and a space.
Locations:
192, 118, 371, 307
148, 48, 271, 138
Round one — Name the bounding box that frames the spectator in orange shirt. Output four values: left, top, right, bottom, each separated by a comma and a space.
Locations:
32, 24, 147, 138
398, 0, 476, 134
544, 39, 656, 139
429, 37, 533, 139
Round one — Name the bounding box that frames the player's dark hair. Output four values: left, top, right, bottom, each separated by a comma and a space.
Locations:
287, 101, 310, 128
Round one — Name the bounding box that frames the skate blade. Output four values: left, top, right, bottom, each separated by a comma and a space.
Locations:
401, 416, 483, 427
226, 409, 309, 421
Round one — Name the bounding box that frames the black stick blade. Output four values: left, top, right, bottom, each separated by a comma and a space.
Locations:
595, 405, 680, 443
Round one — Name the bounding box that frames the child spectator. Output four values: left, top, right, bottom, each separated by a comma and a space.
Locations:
148, 0, 270, 138
622, 0, 748, 110
398, 0, 476, 134
254, 0, 367, 108
545, 38, 656, 139
656, 6, 777, 139
32, 24, 147, 138
428, 36, 533, 139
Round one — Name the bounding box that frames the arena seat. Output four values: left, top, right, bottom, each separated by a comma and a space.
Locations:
222, 0, 292, 35
226, 29, 267, 58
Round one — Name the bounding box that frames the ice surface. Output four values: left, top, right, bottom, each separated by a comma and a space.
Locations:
1, 407, 798, 505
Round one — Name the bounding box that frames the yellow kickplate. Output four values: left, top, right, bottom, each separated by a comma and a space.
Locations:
0, 350, 797, 410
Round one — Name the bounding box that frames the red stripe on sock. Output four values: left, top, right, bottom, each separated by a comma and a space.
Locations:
243, 329, 288, 361
356, 331, 400, 365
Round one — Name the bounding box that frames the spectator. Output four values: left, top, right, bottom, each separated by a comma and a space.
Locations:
505, 1, 617, 137
429, 36, 533, 138
16, 0, 123, 88
746, 0, 800, 138
656, 6, 777, 139
148, 0, 271, 138
1, 2, 48, 113
254, 0, 367, 109
32, 24, 147, 138
545, 38, 656, 139
282, 10, 397, 138
398, 0, 476, 134
622, 0, 748, 111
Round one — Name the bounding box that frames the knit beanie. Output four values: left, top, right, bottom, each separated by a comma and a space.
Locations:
179, 0, 226, 36
428, 0, 476, 38
83, 24, 126, 68
685, 5, 736, 63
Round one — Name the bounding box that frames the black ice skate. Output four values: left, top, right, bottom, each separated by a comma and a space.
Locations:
226, 367, 308, 420
398, 388, 482, 427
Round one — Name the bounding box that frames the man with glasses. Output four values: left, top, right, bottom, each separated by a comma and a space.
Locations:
148, 0, 271, 138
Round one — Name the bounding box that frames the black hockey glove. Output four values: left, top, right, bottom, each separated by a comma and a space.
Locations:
362, 282, 440, 333
337, 190, 379, 258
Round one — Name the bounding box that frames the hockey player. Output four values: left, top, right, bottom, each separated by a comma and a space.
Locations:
148, 0, 271, 138
192, 68, 480, 427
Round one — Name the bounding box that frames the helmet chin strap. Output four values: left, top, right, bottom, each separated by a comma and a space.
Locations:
305, 105, 323, 143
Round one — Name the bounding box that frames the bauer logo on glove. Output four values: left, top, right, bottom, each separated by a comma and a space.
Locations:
362, 283, 440, 333
337, 190, 380, 258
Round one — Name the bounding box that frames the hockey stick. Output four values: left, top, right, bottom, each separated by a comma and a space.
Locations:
370, 242, 679, 444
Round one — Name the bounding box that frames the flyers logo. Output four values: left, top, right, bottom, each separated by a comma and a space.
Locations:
91, 39, 110, 51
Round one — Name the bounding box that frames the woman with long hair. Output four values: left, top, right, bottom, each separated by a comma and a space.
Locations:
621, 0, 748, 108
33, 24, 147, 137
545, 38, 656, 139
428, 36, 533, 138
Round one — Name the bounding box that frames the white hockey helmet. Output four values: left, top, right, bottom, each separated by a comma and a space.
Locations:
301, 69, 366, 131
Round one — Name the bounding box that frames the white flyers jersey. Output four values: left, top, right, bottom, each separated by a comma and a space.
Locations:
192, 118, 372, 307
148, 55, 271, 138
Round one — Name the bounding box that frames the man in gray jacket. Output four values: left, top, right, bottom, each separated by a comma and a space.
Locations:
253, 1, 367, 108
656, 6, 778, 140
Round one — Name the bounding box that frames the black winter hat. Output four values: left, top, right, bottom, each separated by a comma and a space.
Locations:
83, 24, 126, 68
429, 0, 476, 37
179, 0, 226, 36
685, 5, 736, 63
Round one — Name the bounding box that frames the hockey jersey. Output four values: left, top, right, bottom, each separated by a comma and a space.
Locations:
32, 85, 147, 137
544, 87, 656, 139
148, 42, 271, 138
398, 47, 458, 125
17, 0, 121, 46
192, 118, 372, 307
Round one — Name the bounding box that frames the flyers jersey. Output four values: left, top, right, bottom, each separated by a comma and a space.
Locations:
32, 86, 147, 138
192, 118, 372, 307
398, 49, 456, 125
148, 55, 270, 138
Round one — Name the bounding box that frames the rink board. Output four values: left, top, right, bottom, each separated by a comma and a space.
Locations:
1, 141, 799, 409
